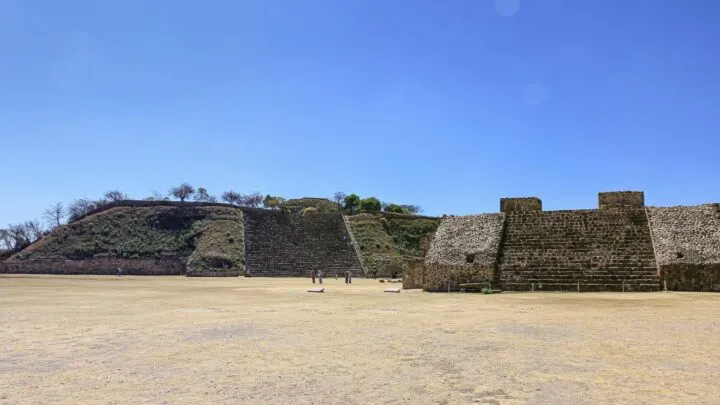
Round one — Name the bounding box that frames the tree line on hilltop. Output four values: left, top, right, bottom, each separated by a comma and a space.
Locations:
0, 184, 422, 257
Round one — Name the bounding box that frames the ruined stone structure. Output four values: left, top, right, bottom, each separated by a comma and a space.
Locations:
498, 208, 658, 291
5, 193, 719, 291
242, 208, 362, 277
0, 258, 184, 275
4, 202, 362, 278
646, 205, 720, 291
418, 191, 718, 292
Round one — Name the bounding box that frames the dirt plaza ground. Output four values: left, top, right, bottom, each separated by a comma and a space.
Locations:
1, 275, 719, 405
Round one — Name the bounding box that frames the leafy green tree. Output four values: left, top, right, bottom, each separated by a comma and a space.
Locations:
384, 203, 407, 214
263, 195, 285, 209
343, 194, 360, 214
360, 197, 382, 212
401, 204, 422, 215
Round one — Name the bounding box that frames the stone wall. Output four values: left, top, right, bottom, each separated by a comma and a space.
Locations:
646, 205, 720, 291
0, 258, 185, 275
242, 209, 362, 277
598, 191, 644, 209
425, 214, 504, 268
646, 205, 720, 265
402, 259, 426, 289
423, 263, 494, 292
660, 263, 720, 292
498, 208, 659, 291
500, 198, 542, 213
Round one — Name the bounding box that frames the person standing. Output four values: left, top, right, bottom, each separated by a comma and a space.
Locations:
116, 267, 123, 277
344, 270, 349, 284
318, 270, 323, 285
311, 269, 316, 284
348, 270, 352, 284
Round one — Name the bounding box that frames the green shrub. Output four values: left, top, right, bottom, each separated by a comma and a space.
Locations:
360, 197, 381, 212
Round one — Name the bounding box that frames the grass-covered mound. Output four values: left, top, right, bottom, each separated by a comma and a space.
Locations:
346, 212, 440, 277
10, 204, 244, 276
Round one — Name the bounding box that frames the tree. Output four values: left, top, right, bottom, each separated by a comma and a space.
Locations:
194, 187, 217, 203
222, 191, 242, 205
384, 203, 407, 214
0, 221, 44, 251
240, 192, 263, 208
67, 198, 96, 221
103, 190, 127, 202
0, 228, 12, 252
43, 203, 65, 227
263, 195, 286, 209
401, 204, 422, 215
343, 194, 360, 214
23, 219, 45, 242
169, 183, 195, 202
359, 197, 382, 212
333, 192, 347, 209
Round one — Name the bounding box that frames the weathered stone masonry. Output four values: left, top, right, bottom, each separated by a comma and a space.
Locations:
0, 258, 184, 275
242, 208, 363, 277
420, 191, 668, 292
498, 208, 659, 291
647, 205, 720, 291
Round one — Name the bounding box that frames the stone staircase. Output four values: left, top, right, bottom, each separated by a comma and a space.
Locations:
342, 214, 368, 277
498, 208, 660, 291
243, 208, 363, 277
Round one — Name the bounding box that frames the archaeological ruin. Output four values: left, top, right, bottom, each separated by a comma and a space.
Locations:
1, 191, 718, 292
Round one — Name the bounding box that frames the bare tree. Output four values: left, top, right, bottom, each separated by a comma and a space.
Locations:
103, 190, 127, 202
43, 202, 65, 227
333, 192, 347, 209
169, 183, 195, 202
68, 198, 96, 221
0, 228, 14, 251
1, 221, 42, 251
240, 192, 263, 208
23, 219, 45, 242
222, 191, 242, 205
194, 187, 217, 203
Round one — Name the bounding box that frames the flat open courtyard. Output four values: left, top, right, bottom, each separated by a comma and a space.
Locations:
1, 276, 719, 405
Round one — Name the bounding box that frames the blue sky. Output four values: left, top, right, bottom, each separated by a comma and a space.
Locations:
1, 0, 719, 225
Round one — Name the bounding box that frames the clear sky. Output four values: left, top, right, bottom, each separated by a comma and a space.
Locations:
1, 0, 719, 225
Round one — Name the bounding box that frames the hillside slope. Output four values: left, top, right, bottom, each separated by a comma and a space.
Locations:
9, 205, 244, 276
346, 212, 440, 277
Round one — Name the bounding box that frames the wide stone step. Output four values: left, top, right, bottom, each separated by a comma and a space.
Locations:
503, 282, 661, 292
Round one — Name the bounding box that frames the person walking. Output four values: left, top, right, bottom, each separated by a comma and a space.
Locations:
311, 269, 316, 284
318, 270, 323, 285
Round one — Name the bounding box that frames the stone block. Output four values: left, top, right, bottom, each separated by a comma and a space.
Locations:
500, 197, 542, 213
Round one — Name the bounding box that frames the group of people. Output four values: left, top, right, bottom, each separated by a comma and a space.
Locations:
311, 269, 353, 284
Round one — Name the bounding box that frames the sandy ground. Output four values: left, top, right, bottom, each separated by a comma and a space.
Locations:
1, 275, 719, 405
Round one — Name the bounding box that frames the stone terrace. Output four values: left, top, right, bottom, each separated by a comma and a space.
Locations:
242, 209, 362, 277
498, 208, 659, 291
